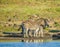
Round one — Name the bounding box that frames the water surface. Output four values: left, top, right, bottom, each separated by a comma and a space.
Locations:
0, 40, 60, 47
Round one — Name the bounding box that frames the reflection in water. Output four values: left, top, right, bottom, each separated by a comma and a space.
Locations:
0, 37, 53, 42
20, 38, 52, 43
0, 41, 60, 47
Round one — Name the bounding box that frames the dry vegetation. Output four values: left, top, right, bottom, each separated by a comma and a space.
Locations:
0, 0, 60, 33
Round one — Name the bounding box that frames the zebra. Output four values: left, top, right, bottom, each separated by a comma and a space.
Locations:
18, 19, 44, 38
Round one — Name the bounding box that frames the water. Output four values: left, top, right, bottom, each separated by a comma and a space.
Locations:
0, 40, 60, 47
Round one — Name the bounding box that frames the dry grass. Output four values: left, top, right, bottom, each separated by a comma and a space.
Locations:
0, 0, 60, 32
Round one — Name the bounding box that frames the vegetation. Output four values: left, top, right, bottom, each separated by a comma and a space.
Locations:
0, 0, 60, 32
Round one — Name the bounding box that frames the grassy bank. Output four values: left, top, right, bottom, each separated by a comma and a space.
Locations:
0, 0, 60, 32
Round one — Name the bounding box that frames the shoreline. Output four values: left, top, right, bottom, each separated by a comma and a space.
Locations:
0, 37, 51, 40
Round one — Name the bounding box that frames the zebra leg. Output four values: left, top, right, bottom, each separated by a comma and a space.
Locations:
41, 31, 44, 37
35, 28, 39, 37
34, 32, 36, 37
38, 26, 44, 38
40, 27, 44, 37
38, 31, 41, 37
28, 29, 32, 38
25, 28, 29, 38
23, 28, 26, 38
35, 32, 37, 37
